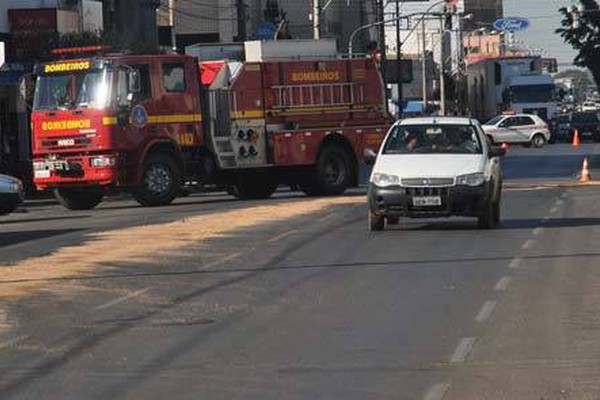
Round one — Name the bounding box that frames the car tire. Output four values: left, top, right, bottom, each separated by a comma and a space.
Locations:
369, 212, 385, 231
386, 216, 400, 225
531, 133, 546, 148
478, 200, 495, 229
54, 187, 104, 210
0, 197, 20, 215
133, 154, 181, 207
594, 132, 600, 143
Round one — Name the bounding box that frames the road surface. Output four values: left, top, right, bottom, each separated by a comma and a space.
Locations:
1, 143, 600, 399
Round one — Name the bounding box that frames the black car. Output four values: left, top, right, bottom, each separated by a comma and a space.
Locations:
552, 112, 600, 143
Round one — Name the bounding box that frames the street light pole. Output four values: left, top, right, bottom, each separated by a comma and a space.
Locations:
312, 0, 320, 39
421, 20, 427, 109
395, 0, 402, 117
439, 16, 446, 116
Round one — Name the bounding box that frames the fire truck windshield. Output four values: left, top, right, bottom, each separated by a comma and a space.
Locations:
34, 69, 111, 111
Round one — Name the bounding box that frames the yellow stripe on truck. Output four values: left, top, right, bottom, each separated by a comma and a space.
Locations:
102, 114, 202, 126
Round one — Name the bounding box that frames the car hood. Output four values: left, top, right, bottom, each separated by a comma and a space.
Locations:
372, 154, 486, 179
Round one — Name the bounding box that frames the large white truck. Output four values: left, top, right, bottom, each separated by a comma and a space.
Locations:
465, 56, 545, 121
504, 74, 558, 121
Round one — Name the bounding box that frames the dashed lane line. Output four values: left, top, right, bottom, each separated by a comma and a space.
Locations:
532, 227, 543, 236
475, 300, 497, 323
94, 287, 152, 311
549, 206, 559, 214
450, 337, 477, 363
423, 383, 450, 400
508, 258, 521, 269
521, 240, 535, 250
268, 229, 298, 243
0, 335, 28, 350
494, 276, 512, 292
203, 253, 241, 269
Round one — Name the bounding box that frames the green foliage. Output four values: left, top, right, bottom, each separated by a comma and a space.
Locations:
556, 1, 600, 87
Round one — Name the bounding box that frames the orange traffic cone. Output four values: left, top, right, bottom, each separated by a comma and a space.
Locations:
580, 157, 592, 183
573, 130, 581, 147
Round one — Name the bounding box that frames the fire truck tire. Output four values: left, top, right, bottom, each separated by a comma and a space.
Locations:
133, 154, 181, 207
54, 187, 104, 210
231, 173, 278, 200
309, 144, 351, 196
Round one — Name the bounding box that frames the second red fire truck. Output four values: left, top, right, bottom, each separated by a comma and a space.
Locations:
31, 40, 391, 209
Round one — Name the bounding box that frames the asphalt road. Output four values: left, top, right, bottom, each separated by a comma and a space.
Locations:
1, 143, 600, 399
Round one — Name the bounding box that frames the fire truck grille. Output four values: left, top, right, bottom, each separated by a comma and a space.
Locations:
41, 136, 92, 150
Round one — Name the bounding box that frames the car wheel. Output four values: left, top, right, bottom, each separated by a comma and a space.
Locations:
594, 132, 600, 143
369, 212, 385, 231
531, 133, 546, 148
0, 197, 20, 215
478, 200, 495, 229
386, 216, 400, 225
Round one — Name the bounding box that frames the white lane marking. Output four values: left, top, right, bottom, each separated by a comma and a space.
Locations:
475, 301, 497, 322
521, 239, 535, 250
494, 276, 512, 292
423, 383, 450, 400
555, 199, 565, 206
550, 206, 559, 214
508, 258, 522, 269
450, 337, 477, 363
268, 229, 298, 243
203, 253, 241, 269
560, 192, 567, 199
532, 227, 543, 236
94, 287, 152, 311
0, 335, 28, 350
321, 213, 337, 222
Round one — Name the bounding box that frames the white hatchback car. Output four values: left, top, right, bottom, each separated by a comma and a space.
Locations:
481, 113, 550, 148
365, 117, 505, 231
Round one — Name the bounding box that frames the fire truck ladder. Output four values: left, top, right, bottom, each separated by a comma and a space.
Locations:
271, 82, 364, 110
208, 89, 237, 168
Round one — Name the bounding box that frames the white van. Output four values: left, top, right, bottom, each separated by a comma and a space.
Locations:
365, 117, 505, 231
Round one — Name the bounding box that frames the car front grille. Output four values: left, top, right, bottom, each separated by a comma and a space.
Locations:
401, 177, 455, 187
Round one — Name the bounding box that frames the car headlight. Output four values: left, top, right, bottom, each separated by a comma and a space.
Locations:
456, 172, 487, 187
371, 172, 400, 187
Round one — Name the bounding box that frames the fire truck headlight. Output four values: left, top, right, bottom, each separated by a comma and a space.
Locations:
90, 156, 116, 168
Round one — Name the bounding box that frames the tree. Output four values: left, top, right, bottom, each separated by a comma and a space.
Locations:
556, 1, 600, 88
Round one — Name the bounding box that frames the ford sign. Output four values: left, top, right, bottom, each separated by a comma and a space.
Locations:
493, 17, 531, 32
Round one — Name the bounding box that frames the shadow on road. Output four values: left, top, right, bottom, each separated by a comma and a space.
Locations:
390, 217, 600, 231
0, 229, 84, 249
0, 215, 90, 226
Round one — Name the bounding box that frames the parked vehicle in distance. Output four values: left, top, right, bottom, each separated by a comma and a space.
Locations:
580, 102, 598, 112
366, 117, 505, 231
552, 112, 600, 143
481, 113, 551, 148
0, 173, 24, 216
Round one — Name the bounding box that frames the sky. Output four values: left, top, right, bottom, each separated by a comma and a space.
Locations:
503, 0, 579, 69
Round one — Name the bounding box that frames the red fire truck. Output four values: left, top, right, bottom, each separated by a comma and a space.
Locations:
31, 40, 391, 209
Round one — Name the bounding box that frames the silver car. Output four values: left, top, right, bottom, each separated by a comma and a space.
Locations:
482, 114, 551, 148
0, 173, 24, 215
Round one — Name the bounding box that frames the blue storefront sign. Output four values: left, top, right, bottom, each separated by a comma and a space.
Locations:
493, 17, 531, 32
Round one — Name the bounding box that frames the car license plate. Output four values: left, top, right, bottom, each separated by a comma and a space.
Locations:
34, 170, 51, 179
412, 196, 442, 207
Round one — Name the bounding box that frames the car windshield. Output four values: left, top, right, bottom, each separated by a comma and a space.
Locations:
33, 69, 111, 111
383, 124, 483, 154
484, 116, 504, 125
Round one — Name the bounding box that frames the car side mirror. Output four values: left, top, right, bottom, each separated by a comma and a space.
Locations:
364, 148, 377, 165
489, 146, 506, 158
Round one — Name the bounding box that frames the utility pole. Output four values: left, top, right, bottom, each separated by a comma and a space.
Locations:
312, 0, 320, 39
236, 0, 247, 41
395, 0, 402, 117
439, 16, 446, 116
421, 19, 427, 109
377, 0, 387, 87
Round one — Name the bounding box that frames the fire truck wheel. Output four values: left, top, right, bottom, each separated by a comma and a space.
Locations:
231, 173, 278, 200
133, 154, 181, 207
312, 145, 351, 196
54, 187, 104, 210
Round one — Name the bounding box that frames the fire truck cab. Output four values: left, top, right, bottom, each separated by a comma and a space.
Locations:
31, 41, 391, 210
